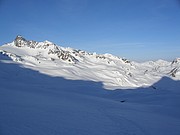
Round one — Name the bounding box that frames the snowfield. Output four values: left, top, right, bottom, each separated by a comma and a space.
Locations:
0, 36, 180, 135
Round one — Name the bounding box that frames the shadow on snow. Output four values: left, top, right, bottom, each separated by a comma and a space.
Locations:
0, 54, 180, 135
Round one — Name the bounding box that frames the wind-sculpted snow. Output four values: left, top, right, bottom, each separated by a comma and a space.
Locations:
0, 51, 180, 135
0, 36, 179, 89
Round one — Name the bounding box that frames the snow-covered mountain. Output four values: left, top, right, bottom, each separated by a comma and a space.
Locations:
1, 36, 180, 135
0, 36, 180, 89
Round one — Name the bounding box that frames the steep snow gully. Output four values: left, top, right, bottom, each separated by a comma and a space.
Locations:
0, 36, 180, 135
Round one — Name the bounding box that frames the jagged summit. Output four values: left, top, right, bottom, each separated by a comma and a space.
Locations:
172, 58, 180, 65
0, 36, 180, 89
11, 36, 132, 65
14, 35, 28, 47
12, 36, 78, 63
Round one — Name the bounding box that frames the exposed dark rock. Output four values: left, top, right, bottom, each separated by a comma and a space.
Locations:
169, 68, 178, 77
14, 35, 27, 47
122, 58, 130, 63
120, 100, 126, 103
151, 86, 157, 89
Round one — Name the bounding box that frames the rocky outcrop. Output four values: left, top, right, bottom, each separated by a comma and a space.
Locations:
14, 36, 78, 63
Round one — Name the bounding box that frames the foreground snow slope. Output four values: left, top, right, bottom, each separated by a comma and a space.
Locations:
0, 36, 180, 135
0, 49, 180, 135
0, 36, 179, 89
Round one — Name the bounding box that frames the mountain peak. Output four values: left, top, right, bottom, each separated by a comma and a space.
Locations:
14, 35, 27, 47
12, 36, 78, 63
43, 40, 53, 44
172, 58, 180, 65
0, 36, 180, 89
16, 35, 24, 38
14, 35, 28, 42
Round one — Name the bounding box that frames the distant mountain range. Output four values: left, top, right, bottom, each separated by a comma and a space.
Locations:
0, 36, 179, 89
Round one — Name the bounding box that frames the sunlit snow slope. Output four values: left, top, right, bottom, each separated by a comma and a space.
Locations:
0, 36, 179, 89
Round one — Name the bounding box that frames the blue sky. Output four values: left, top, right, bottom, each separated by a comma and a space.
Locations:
0, 0, 180, 61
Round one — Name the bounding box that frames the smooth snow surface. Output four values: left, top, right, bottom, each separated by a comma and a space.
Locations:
0, 36, 180, 135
